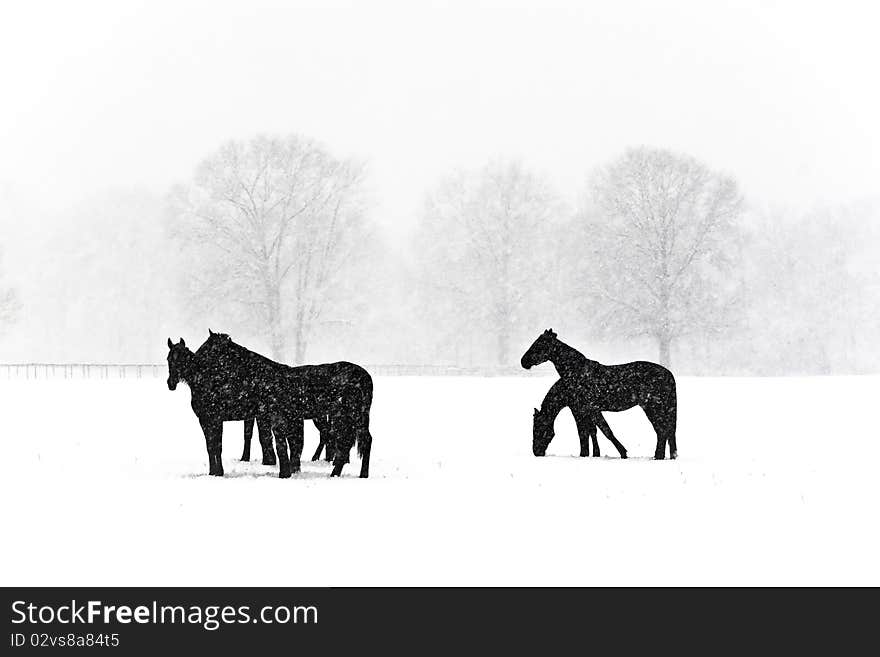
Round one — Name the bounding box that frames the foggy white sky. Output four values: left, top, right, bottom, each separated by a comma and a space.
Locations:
1, 0, 878, 235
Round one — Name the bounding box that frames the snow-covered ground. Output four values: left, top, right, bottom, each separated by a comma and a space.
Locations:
1, 375, 878, 586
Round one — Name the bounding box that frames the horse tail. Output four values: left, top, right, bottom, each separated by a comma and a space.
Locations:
665, 369, 678, 457
355, 373, 374, 460
356, 416, 372, 460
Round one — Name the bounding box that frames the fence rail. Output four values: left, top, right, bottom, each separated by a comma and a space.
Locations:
0, 363, 546, 380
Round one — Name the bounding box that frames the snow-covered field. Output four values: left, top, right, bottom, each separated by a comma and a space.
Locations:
1, 375, 878, 586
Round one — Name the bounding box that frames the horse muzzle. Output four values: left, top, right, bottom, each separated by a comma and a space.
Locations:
167, 378, 177, 391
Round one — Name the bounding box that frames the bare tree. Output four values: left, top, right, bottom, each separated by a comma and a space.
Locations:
169, 135, 369, 363
581, 147, 745, 367
742, 202, 880, 374
0, 250, 19, 332
415, 160, 563, 366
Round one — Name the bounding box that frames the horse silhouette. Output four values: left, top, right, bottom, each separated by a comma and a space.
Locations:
533, 377, 628, 458
166, 333, 373, 477
201, 332, 335, 466
522, 329, 677, 459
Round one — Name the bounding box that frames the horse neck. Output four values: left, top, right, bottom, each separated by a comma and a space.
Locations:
548, 339, 587, 378
535, 410, 555, 434
178, 351, 202, 386
539, 380, 568, 417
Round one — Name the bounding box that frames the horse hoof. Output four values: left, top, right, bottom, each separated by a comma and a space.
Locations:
279, 469, 291, 479
654, 455, 665, 460
240, 457, 250, 462
262, 459, 276, 466
620, 453, 628, 459
671, 451, 678, 460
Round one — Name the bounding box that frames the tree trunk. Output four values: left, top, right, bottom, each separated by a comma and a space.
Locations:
292, 306, 307, 364
269, 319, 285, 361
497, 328, 509, 367
268, 284, 285, 361
294, 340, 307, 365
658, 334, 672, 368
294, 324, 306, 364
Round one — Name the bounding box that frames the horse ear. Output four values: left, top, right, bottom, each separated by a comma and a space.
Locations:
534, 408, 540, 416
179, 338, 186, 348
167, 337, 173, 349
209, 328, 214, 336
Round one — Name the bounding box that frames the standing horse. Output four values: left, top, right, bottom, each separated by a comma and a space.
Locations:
521, 329, 677, 459
200, 331, 334, 465
533, 377, 628, 458
166, 335, 373, 477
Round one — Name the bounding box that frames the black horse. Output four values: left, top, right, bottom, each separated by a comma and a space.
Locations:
200, 332, 335, 465
166, 334, 373, 478
522, 329, 677, 459
533, 377, 628, 458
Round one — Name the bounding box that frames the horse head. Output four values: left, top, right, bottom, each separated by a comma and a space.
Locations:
166, 337, 192, 391
205, 329, 232, 348
521, 329, 557, 369
532, 406, 554, 456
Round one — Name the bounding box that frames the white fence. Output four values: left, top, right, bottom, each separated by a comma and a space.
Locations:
0, 363, 544, 380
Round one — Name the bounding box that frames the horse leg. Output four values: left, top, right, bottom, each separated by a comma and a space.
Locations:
662, 401, 678, 460
271, 414, 292, 479
240, 416, 254, 462
572, 408, 598, 457
593, 412, 627, 459
648, 376, 678, 459
287, 418, 304, 474
668, 431, 678, 460
257, 416, 276, 466
310, 437, 325, 461
199, 416, 224, 476
311, 415, 328, 461
330, 414, 352, 477
321, 415, 336, 462
644, 403, 671, 460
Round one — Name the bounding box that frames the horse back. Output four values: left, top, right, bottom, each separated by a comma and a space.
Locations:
569, 359, 675, 411
610, 360, 676, 405
279, 361, 373, 416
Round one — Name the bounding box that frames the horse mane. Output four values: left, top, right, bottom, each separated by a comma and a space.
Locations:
195, 333, 280, 368
552, 336, 589, 364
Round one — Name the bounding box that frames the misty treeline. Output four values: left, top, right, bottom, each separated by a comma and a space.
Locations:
0, 137, 878, 375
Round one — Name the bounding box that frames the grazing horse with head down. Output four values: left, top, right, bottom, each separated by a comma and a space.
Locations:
166, 333, 373, 478
532, 377, 628, 458
522, 329, 677, 459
